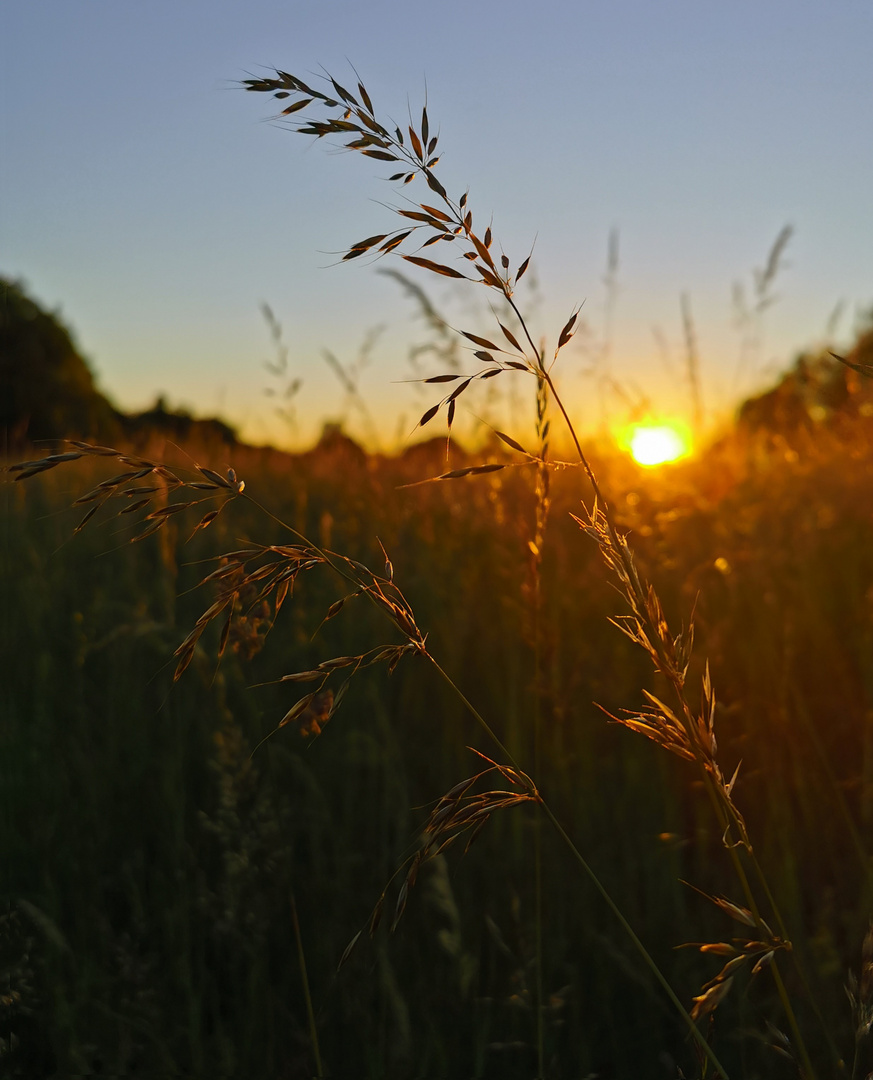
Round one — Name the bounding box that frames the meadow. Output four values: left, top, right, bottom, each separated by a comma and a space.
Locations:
3, 64, 873, 1080
3, 392, 872, 1078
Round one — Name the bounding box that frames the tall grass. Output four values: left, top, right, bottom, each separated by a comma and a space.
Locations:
3, 66, 873, 1078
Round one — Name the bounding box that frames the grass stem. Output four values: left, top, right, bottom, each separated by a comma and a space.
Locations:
291, 890, 325, 1079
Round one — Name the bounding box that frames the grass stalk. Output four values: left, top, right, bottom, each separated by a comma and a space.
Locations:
9, 63, 863, 1076
425, 654, 730, 1079
532, 372, 550, 1078
291, 890, 324, 1079
542, 350, 822, 1076
538, 801, 731, 1078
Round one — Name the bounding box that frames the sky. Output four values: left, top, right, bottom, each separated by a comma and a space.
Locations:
3, 0, 872, 449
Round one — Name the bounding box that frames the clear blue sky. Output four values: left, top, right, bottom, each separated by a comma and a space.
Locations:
3, 0, 872, 448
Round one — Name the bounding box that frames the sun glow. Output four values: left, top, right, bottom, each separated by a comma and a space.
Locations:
621, 421, 691, 467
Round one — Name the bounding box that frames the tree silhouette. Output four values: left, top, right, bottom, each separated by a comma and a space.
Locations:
1, 277, 121, 445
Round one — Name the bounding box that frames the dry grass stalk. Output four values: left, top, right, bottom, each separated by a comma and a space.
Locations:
241, 64, 831, 1070
339, 750, 538, 970
679, 888, 788, 1022
575, 500, 804, 1042
732, 225, 794, 391
241, 65, 784, 1073
6, 441, 427, 751
7, 440, 244, 540
261, 302, 302, 436
10, 63, 856, 1079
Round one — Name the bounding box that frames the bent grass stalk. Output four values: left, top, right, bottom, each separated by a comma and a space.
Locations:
239, 64, 822, 1075
7, 63, 842, 1079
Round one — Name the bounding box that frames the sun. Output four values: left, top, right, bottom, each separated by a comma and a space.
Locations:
620, 421, 691, 467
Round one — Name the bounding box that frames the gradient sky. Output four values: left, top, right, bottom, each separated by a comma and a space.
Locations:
4, 0, 872, 448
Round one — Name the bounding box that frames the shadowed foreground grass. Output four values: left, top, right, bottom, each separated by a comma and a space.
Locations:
3, 416, 872, 1078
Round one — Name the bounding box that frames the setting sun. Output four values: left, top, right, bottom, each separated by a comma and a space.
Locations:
621, 421, 691, 466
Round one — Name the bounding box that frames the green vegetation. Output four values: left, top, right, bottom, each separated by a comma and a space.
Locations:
3, 67, 873, 1080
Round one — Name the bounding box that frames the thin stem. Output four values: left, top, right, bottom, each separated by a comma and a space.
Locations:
291, 890, 324, 1078
425, 653, 729, 1079
532, 409, 547, 1079
505, 293, 545, 366
539, 802, 731, 1079
538, 371, 822, 1078
534, 811, 544, 1078
426, 654, 522, 774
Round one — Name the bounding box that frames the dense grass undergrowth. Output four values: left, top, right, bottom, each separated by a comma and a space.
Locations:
3, 415, 872, 1077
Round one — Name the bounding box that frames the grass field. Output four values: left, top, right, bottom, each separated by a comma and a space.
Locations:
4, 61, 873, 1080
3, 404, 873, 1078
